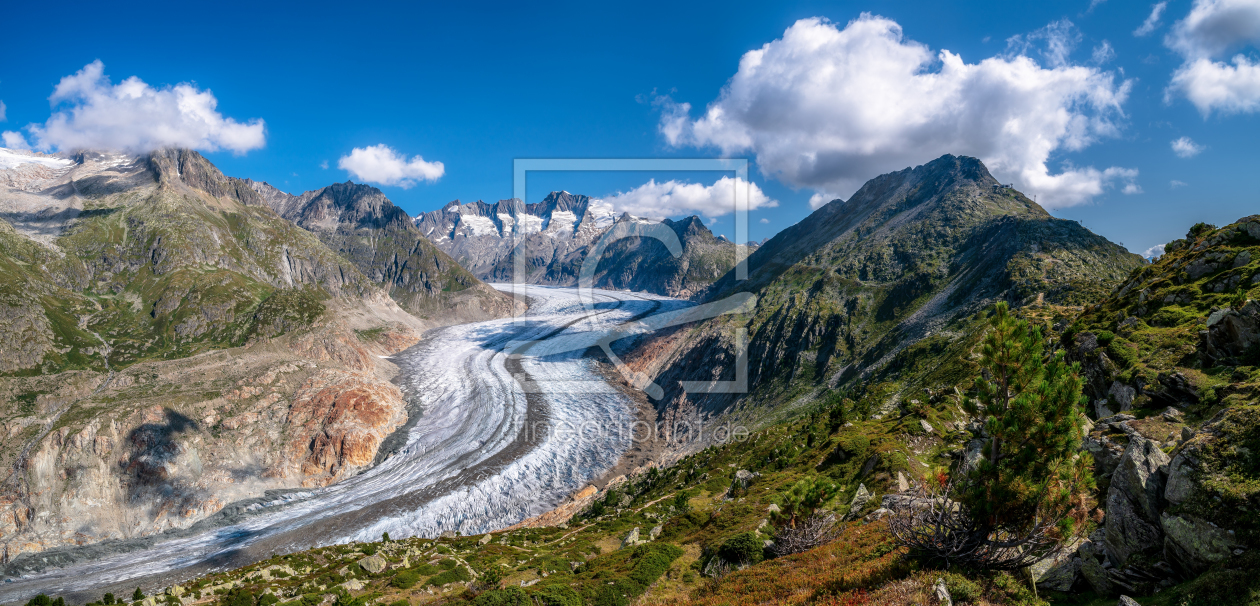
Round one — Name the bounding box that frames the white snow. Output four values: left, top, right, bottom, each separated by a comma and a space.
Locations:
458, 213, 499, 237
586, 199, 617, 230
497, 213, 516, 235
0, 148, 73, 171
516, 214, 544, 234
545, 210, 578, 237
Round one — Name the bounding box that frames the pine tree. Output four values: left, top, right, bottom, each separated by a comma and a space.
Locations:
890, 302, 1094, 569
132, 587, 145, 603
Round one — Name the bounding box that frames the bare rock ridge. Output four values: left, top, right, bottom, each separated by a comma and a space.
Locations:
414, 191, 750, 298
245, 179, 518, 321
0, 147, 505, 561
626, 154, 1144, 443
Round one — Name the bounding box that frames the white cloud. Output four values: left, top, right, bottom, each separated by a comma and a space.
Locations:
320, 160, 329, 169
1123, 182, 1144, 194
3, 131, 30, 150
25, 61, 265, 154
759, 217, 770, 224
599, 176, 777, 220
1143, 243, 1166, 258
1135, 2, 1169, 36
1171, 135, 1207, 157
1168, 56, 1260, 114
659, 16, 1135, 210
1166, 0, 1260, 58
1171, 179, 1189, 187
1006, 19, 1082, 68
337, 144, 445, 188
1165, 0, 1260, 114
0, 100, 6, 122
1092, 41, 1116, 65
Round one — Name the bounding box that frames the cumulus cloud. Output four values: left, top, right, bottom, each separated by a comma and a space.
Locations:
1144, 243, 1166, 258
338, 144, 444, 188
3, 131, 29, 150
1165, 0, 1260, 114
1168, 56, 1260, 114
1135, 2, 1169, 36
1171, 136, 1207, 157
658, 15, 1136, 210
599, 176, 776, 220
760, 217, 770, 224
24, 61, 265, 154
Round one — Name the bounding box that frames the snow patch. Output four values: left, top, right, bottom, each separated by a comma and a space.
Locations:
458, 214, 499, 237
0, 148, 73, 171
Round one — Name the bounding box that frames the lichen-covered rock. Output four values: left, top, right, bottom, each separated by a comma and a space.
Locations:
1200, 300, 1260, 365
1104, 436, 1169, 567
357, 554, 387, 574
1161, 513, 1237, 574
844, 484, 873, 520
1030, 537, 1082, 592
1079, 539, 1115, 595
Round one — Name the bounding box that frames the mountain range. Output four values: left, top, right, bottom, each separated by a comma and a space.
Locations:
414, 191, 750, 299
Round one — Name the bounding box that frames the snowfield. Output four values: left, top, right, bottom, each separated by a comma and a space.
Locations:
0, 285, 689, 601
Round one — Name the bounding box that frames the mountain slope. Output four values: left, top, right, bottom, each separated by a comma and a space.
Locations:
415, 191, 747, 298
0, 148, 438, 560
629, 154, 1145, 434
246, 180, 518, 322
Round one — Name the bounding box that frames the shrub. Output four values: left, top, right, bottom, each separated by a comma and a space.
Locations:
391, 569, 420, 589
360, 543, 377, 556
1189, 222, 1217, 239
1096, 330, 1115, 346
427, 565, 470, 586
472, 587, 530, 606
533, 585, 582, 606
718, 532, 764, 565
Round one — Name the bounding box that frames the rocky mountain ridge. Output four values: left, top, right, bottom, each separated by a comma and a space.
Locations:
627, 154, 1145, 441
415, 191, 749, 298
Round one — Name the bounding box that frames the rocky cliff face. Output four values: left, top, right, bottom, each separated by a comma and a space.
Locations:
627, 154, 1144, 442
0, 148, 445, 560
247, 181, 518, 322
414, 191, 748, 298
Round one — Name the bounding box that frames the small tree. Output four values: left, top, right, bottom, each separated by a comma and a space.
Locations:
132, 588, 145, 603
770, 476, 841, 556
889, 303, 1094, 570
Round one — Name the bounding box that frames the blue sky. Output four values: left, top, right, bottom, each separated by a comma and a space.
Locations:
2, 0, 1258, 253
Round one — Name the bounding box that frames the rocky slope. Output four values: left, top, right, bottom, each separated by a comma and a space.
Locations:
627, 154, 1145, 441
0, 148, 452, 560
1042, 216, 1260, 597
414, 191, 746, 299
247, 181, 518, 322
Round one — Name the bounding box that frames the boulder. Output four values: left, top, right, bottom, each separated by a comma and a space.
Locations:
621, 527, 640, 548
1078, 539, 1114, 595
844, 484, 873, 520
1200, 300, 1260, 365
1161, 513, 1237, 574
1109, 381, 1136, 412
479, 533, 493, 545
1104, 436, 1169, 567
649, 525, 662, 540
1163, 452, 1198, 506
896, 471, 910, 492
1112, 436, 1170, 522
1118, 596, 1141, 606
1030, 538, 1082, 592
933, 577, 952, 606
357, 554, 387, 574
960, 439, 985, 474
919, 419, 935, 434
